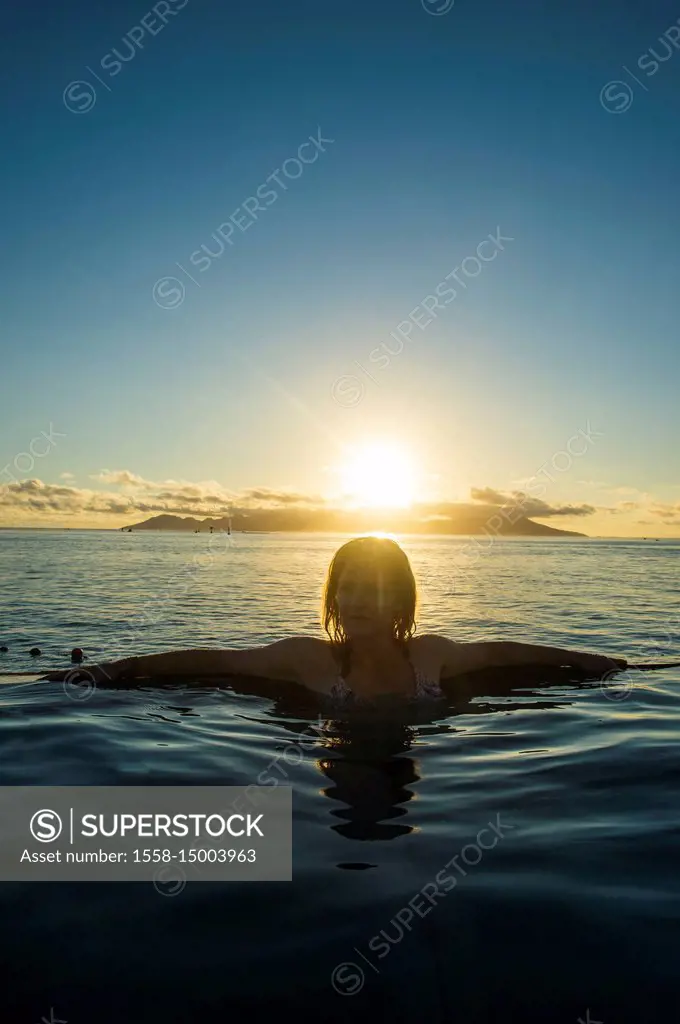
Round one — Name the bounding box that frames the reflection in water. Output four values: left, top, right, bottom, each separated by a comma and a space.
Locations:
274, 667, 601, 845
259, 690, 455, 843
318, 718, 420, 841
86, 667, 605, 848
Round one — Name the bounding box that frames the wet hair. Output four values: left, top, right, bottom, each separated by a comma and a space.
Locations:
322, 536, 418, 649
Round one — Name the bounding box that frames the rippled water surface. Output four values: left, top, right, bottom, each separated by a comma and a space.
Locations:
1, 530, 679, 1024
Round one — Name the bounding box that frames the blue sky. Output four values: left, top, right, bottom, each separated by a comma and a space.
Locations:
1, 0, 679, 534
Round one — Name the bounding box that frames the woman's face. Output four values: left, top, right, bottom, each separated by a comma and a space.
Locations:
335, 564, 397, 637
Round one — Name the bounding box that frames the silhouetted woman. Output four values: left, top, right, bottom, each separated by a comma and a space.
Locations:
47, 536, 627, 700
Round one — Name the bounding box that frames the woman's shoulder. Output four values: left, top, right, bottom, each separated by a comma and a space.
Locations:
286, 637, 341, 673
288, 637, 343, 694
408, 632, 450, 653
282, 636, 333, 660
407, 633, 459, 676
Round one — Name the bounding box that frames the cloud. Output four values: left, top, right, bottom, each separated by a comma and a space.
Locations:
60, 472, 75, 481
648, 502, 680, 524
470, 487, 680, 528
239, 487, 323, 506
0, 472, 328, 522
2, 471, 677, 535
469, 487, 596, 518
600, 501, 643, 516
0, 480, 96, 516
91, 470, 150, 487
470, 487, 509, 505
86, 472, 320, 511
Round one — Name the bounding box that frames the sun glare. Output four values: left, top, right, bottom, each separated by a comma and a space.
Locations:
339, 442, 417, 509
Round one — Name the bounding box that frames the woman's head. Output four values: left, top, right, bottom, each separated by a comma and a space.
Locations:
322, 536, 417, 645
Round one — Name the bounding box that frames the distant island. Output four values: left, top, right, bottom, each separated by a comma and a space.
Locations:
125, 507, 586, 538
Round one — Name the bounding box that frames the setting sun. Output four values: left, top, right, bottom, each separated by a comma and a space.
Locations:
338, 441, 417, 509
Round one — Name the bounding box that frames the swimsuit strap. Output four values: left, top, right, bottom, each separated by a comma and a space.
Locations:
330, 673, 353, 702
329, 644, 443, 703
413, 669, 444, 699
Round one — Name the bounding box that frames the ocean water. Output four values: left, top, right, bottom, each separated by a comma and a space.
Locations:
1, 529, 679, 1024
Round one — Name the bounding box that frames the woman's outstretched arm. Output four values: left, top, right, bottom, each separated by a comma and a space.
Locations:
432, 636, 627, 679
44, 637, 322, 687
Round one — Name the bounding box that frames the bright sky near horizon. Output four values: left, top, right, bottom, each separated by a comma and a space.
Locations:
1, 0, 679, 535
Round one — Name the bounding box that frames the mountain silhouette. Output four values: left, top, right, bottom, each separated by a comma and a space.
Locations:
126, 505, 586, 537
